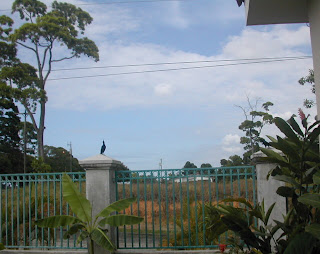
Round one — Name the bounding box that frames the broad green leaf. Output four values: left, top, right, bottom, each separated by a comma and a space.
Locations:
273, 175, 301, 188
276, 186, 295, 198
274, 117, 300, 144
284, 232, 316, 254
313, 172, 320, 185
100, 215, 144, 227
298, 193, 320, 209
96, 197, 137, 218
307, 120, 320, 132
0, 243, 4, 250
35, 215, 80, 228
265, 203, 276, 225
266, 135, 277, 143
221, 197, 253, 209
62, 174, 92, 223
306, 224, 320, 240
288, 116, 304, 136
260, 148, 287, 164
277, 137, 300, 160
91, 228, 115, 252
63, 223, 85, 239
77, 231, 89, 244
307, 125, 320, 147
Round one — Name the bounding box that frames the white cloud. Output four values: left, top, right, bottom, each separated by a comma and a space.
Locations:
222, 134, 242, 154
154, 83, 173, 96
46, 24, 313, 115
223, 146, 242, 153
222, 134, 240, 145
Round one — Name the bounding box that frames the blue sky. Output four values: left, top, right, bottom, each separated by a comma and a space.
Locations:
2, 0, 315, 170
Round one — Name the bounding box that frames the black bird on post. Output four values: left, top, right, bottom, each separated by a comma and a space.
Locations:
100, 140, 106, 154
236, 0, 244, 7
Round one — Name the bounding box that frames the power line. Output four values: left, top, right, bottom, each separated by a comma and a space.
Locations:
47, 57, 312, 81
0, 0, 198, 12
48, 56, 312, 72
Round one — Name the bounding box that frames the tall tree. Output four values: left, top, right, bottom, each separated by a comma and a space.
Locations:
0, 15, 26, 173
182, 161, 197, 175
220, 155, 244, 167
236, 97, 273, 164
6, 0, 99, 158
44, 145, 83, 172
0, 83, 24, 173
299, 69, 315, 108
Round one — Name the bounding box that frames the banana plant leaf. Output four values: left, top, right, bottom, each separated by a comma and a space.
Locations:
91, 228, 115, 252
62, 174, 92, 223
35, 215, 81, 228
96, 197, 137, 218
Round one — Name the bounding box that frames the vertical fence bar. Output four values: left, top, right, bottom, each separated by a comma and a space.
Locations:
151, 173, 155, 248
179, 170, 184, 247
0, 176, 2, 244
122, 174, 127, 248
28, 177, 32, 246
53, 175, 56, 247
193, 171, 198, 246
186, 170, 191, 246
129, 173, 134, 248
172, 170, 177, 247
165, 170, 169, 246
143, 171, 148, 248
5, 176, 8, 246
136, 173, 141, 248
115, 171, 119, 249
158, 170, 162, 248
201, 169, 205, 246
59, 174, 63, 248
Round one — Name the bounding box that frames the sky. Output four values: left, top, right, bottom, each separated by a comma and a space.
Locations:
1, 0, 316, 170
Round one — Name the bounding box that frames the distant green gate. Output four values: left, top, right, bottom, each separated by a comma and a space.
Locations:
115, 166, 256, 250
0, 172, 86, 249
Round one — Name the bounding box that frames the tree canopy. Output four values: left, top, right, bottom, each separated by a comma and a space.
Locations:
236, 97, 273, 164
3, 0, 99, 158
44, 145, 83, 172
299, 69, 315, 108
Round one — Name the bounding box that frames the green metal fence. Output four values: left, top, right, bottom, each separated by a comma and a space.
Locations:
0, 172, 86, 249
115, 166, 256, 250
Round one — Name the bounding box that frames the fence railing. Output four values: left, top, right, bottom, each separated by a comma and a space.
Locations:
0, 172, 86, 249
115, 166, 256, 250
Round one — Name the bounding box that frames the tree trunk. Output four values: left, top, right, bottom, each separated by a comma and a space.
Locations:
37, 99, 46, 158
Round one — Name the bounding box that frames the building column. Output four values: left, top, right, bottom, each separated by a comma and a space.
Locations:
252, 149, 286, 227
79, 154, 121, 254
308, 0, 320, 120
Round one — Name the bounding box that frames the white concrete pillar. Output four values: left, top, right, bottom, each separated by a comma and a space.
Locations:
79, 154, 121, 254
308, 0, 320, 120
252, 149, 286, 226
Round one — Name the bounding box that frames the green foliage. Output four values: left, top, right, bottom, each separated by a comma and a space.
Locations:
44, 145, 83, 172
237, 98, 274, 164
168, 199, 207, 248
205, 198, 278, 253
0, 82, 24, 174
299, 69, 315, 108
35, 174, 143, 254
182, 161, 197, 175
31, 157, 51, 173
220, 155, 244, 167
3, 0, 100, 158
207, 112, 320, 253
0, 243, 4, 250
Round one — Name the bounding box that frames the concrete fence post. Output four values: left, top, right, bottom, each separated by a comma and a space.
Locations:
79, 154, 121, 254
252, 148, 286, 226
